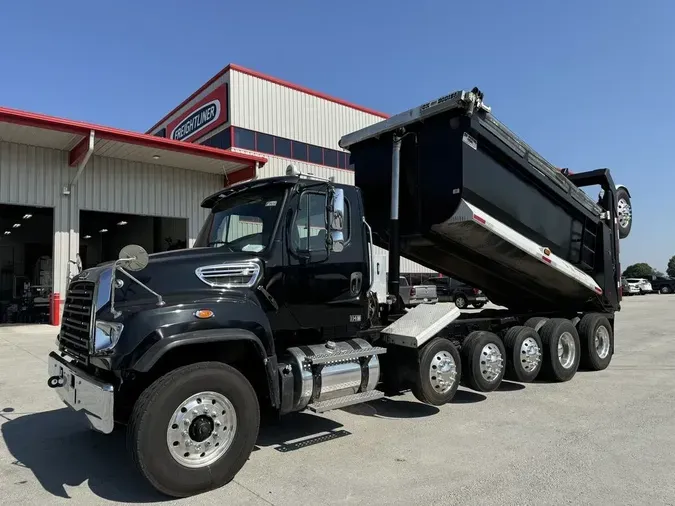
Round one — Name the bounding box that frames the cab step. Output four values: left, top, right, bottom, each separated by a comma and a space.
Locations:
306, 345, 387, 366
307, 390, 385, 413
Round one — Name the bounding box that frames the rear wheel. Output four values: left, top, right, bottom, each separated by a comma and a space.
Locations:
578, 314, 613, 371
524, 316, 549, 333
472, 302, 485, 309
127, 362, 260, 498
503, 326, 543, 383
412, 337, 461, 405
461, 331, 505, 392
616, 187, 632, 239
661, 286, 671, 294
538, 319, 581, 382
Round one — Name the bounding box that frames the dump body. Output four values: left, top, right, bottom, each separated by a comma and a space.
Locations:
341, 90, 620, 313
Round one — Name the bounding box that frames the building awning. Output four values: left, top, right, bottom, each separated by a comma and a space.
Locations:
0, 106, 267, 174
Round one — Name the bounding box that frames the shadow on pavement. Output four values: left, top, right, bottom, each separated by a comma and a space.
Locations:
451, 389, 488, 403
342, 397, 440, 418
1, 407, 165, 503
497, 380, 526, 392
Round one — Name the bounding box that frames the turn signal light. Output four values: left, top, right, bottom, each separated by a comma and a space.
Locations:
194, 309, 214, 319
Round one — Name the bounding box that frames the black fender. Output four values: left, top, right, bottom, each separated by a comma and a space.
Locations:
132, 327, 281, 408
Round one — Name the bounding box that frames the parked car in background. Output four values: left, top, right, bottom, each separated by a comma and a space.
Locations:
625, 278, 652, 294
649, 276, 675, 294
398, 276, 438, 307
621, 277, 640, 296
427, 276, 488, 309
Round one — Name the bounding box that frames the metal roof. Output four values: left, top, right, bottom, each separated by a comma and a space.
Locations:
0, 106, 267, 174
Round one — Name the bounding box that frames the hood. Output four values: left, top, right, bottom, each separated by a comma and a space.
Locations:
90, 247, 264, 309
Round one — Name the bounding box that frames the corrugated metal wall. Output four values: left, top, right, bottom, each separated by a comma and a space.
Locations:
0, 140, 224, 303
229, 70, 384, 150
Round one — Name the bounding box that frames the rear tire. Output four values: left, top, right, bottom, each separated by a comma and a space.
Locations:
127, 362, 260, 498
616, 187, 632, 239
524, 316, 548, 333
538, 319, 581, 382
578, 314, 613, 371
472, 302, 485, 309
412, 338, 461, 405
461, 331, 505, 392
661, 286, 671, 294
503, 326, 543, 383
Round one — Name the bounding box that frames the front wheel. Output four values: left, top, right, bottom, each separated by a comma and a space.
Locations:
454, 295, 468, 309
127, 362, 260, 498
412, 337, 461, 405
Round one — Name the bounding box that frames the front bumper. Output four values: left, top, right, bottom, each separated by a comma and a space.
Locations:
47, 352, 115, 434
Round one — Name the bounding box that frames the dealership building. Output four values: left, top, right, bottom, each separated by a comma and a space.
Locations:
0, 64, 432, 324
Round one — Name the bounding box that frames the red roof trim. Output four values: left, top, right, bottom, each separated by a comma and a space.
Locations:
146, 63, 390, 134
0, 106, 267, 168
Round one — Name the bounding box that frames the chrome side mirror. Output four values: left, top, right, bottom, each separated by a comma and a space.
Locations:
328, 188, 345, 253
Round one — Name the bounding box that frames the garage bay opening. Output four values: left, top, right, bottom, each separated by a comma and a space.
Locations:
79, 211, 187, 269
0, 204, 54, 325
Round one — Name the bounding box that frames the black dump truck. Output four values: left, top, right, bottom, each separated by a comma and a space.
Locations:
47, 88, 633, 497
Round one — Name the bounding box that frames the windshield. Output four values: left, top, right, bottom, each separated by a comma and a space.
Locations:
194, 186, 286, 252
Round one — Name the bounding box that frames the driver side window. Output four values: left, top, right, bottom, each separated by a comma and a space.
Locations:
293, 192, 327, 252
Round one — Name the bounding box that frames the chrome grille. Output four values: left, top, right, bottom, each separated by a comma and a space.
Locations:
59, 281, 95, 363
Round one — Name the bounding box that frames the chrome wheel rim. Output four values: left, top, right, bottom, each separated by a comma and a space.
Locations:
617, 198, 631, 228
558, 332, 576, 369
479, 343, 503, 382
595, 326, 611, 359
520, 337, 541, 372
455, 297, 466, 308
429, 350, 457, 394
166, 391, 237, 468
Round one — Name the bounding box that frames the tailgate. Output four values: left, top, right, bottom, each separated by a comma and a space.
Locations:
413, 285, 437, 300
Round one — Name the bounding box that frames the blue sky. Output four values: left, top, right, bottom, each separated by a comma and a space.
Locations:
1, 0, 673, 270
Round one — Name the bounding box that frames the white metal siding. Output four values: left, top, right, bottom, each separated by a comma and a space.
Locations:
229, 70, 385, 149
0, 140, 225, 303
149, 73, 230, 136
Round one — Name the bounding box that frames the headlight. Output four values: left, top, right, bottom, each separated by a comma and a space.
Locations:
94, 320, 124, 353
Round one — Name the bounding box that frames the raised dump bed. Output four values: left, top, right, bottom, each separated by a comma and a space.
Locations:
340, 89, 625, 312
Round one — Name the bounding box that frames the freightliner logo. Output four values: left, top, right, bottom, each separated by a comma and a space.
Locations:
170, 99, 221, 141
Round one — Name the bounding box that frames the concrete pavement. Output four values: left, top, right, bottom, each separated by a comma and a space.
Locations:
1, 295, 674, 505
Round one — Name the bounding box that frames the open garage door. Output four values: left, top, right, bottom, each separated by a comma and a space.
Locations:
0, 204, 54, 324
79, 211, 187, 269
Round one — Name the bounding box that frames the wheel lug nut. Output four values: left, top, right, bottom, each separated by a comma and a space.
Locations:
203, 406, 209, 414
206, 442, 211, 447
213, 432, 219, 438
211, 411, 217, 418
192, 409, 199, 416
195, 445, 201, 451
182, 431, 188, 437
185, 440, 192, 447
215, 420, 221, 426
184, 419, 190, 426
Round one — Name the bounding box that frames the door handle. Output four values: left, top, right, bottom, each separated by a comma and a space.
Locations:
350, 272, 363, 296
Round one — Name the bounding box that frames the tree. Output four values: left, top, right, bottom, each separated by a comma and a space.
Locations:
667, 256, 675, 278
622, 263, 655, 278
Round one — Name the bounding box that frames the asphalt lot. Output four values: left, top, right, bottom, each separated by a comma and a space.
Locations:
1, 295, 674, 505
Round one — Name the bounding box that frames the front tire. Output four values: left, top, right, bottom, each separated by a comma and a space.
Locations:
503, 326, 543, 383
411, 337, 461, 405
454, 295, 468, 309
461, 331, 505, 392
578, 314, 613, 371
127, 362, 260, 498
538, 319, 581, 382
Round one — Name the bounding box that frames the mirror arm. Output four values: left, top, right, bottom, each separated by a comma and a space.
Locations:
110, 258, 166, 319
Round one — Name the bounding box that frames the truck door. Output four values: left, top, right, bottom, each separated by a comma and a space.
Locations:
284, 188, 367, 332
